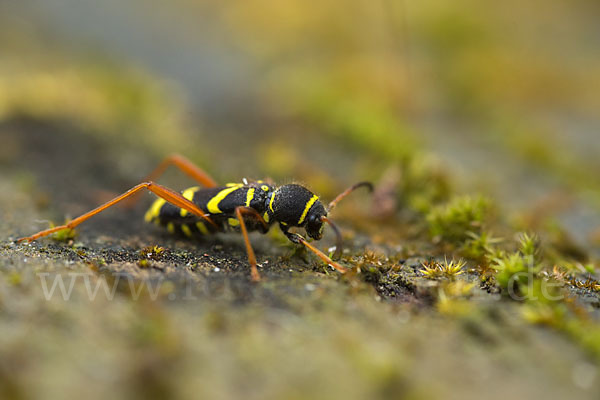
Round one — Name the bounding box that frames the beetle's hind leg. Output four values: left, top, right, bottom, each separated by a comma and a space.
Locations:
124, 154, 218, 208
17, 181, 216, 243
142, 154, 217, 188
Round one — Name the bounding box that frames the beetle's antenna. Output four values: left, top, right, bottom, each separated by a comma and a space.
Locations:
327, 182, 373, 213
321, 216, 343, 259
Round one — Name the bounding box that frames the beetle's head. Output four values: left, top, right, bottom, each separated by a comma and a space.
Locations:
305, 202, 327, 240
272, 182, 372, 259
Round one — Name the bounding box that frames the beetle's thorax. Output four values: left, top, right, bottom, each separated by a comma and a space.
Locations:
265, 184, 326, 239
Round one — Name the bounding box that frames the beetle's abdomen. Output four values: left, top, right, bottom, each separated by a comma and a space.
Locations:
144, 183, 272, 238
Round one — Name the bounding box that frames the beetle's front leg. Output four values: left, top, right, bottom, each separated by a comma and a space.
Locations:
280, 227, 347, 274
281, 226, 304, 245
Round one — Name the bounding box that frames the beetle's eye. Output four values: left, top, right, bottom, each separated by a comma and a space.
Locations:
308, 214, 320, 227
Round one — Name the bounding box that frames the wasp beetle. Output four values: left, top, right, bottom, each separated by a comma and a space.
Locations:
18, 154, 372, 281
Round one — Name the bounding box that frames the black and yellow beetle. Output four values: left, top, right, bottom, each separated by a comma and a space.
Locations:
18, 154, 372, 281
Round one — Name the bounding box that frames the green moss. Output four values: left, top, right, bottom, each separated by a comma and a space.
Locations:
460, 231, 503, 262
486, 233, 542, 294
139, 245, 166, 261
51, 224, 77, 243
492, 253, 537, 294
426, 195, 491, 243
420, 258, 466, 280
517, 232, 540, 263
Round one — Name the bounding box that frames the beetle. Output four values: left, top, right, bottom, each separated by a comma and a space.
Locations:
17, 154, 372, 281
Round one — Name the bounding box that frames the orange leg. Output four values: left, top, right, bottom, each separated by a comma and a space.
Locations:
17, 181, 216, 243
143, 153, 217, 188
123, 154, 218, 208
297, 236, 348, 274
235, 206, 269, 282
284, 232, 348, 274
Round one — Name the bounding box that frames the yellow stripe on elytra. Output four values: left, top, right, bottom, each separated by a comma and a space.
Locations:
144, 198, 166, 222
181, 224, 193, 237
298, 194, 319, 225
245, 188, 255, 207
167, 222, 176, 234
196, 222, 209, 235
179, 187, 200, 217
207, 185, 243, 214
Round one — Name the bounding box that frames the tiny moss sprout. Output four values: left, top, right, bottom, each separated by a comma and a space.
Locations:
420, 258, 466, 279
139, 245, 166, 261
461, 231, 503, 261
50, 221, 77, 242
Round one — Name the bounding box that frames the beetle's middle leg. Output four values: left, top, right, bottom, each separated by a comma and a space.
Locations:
234, 206, 269, 282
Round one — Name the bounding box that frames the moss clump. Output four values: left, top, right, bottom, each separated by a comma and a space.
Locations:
491, 233, 540, 293
420, 258, 466, 280
517, 233, 541, 264
137, 245, 167, 268
569, 277, 600, 292
546, 266, 600, 292
492, 253, 530, 294
426, 195, 491, 243
51, 224, 77, 243
139, 245, 166, 261
460, 231, 503, 262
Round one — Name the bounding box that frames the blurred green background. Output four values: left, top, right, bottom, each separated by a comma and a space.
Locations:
1, 1, 599, 399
